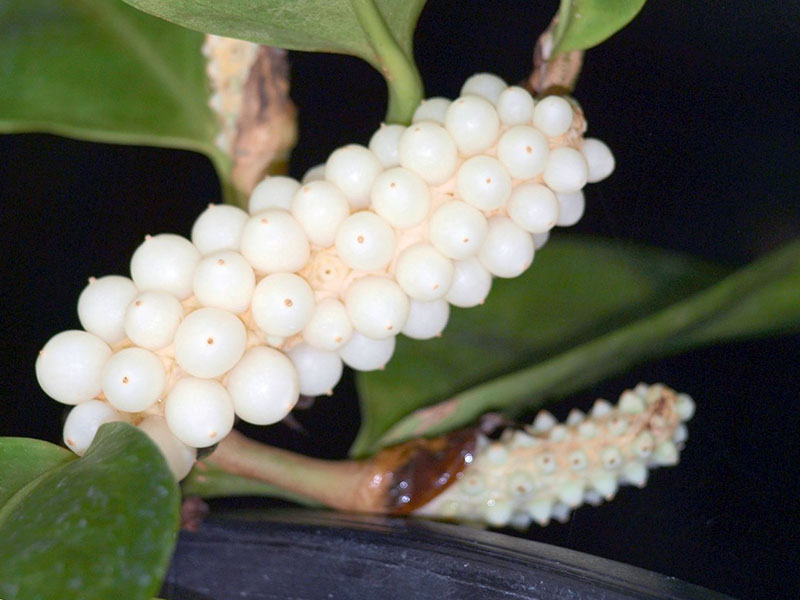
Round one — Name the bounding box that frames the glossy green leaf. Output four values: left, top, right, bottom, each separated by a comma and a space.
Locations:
0, 0, 227, 176
0, 422, 180, 600
351, 238, 800, 456
553, 0, 647, 55
0, 438, 75, 507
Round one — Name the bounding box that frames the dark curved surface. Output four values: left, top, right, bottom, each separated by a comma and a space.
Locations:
161, 510, 733, 600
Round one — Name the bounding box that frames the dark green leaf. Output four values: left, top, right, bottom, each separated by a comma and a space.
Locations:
0, 422, 180, 600
0, 438, 75, 507
553, 0, 647, 55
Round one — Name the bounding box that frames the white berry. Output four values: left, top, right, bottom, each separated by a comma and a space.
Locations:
542, 147, 589, 193
338, 332, 395, 371
401, 299, 450, 340
63, 400, 125, 456
507, 183, 560, 233
533, 96, 574, 137
138, 415, 197, 480
429, 200, 488, 260
226, 346, 299, 425
445, 95, 501, 155
130, 234, 200, 300
249, 176, 301, 214
192, 250, 255, 314
240, 209, 310, 274
36, 330, 111, 405
399, 122, 459, 185
251, 273, 315, 337
325, 144, 382, 210
124, 290, 183, 350
395, 243, 454, 301
478, 216, 534, 278
77, 275, 138, 344
369, 123, 406, 167
455, 155, 512, 211
164, 377, 234, 448
556, 191, 586, 227
344, 275, 409, 339
286, 343, 344, 396
335, 211, 396, 272
446, 257, 492, 308
173, 307, 247, 378
302, 298, 354, 351
460, 73, 508, 104
496, 86, 535, 125
496, 126, 549, 179
191, 204, 248, 254
582, 138, 616, 183
370, 167, 431, 229
291, 181, 351, 247
412, 97, 451, 124
102, 347, 166, 413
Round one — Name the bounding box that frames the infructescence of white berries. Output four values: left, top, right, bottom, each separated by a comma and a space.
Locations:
36, 73, 615, 481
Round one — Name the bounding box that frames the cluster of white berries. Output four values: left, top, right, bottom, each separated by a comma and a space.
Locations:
35, 73, 614, 481
414, 383, 695, 528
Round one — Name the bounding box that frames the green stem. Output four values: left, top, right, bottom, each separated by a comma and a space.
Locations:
349, 0, 423, 124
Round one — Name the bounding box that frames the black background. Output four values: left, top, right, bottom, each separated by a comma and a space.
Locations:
1, 1, 799, 599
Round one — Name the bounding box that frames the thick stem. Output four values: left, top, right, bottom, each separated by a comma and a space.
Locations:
349, 0, 423, 124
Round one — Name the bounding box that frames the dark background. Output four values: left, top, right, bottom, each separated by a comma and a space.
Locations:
1, 1, 799, 598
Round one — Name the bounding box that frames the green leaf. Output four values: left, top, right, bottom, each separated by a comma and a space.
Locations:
0, 438, 75, 507
0, 422, 180, 600
351, 237, 800, 457
552, 0, 647, 55
0, 0, 227, 178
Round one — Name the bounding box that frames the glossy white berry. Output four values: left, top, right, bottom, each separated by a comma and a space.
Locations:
173, 308, 247, 378
445, 95, 501, 155
36, 330, 111, 405
191, 204, 249, 254
301, 164, 326, 184
429, 200, 488, 259
325, 144, 382, 210
335, 211, 396, 272
532, 231, 550, 249
412, 97, 451, 124
130, 234, 200, 300
302, 298, 354, 351
124, 290, 183, 350
368, 123, 406, 167
401, 299, 450, 339
286, 343, 343, 396
555, 191, 585, 227
192, 250, 255, 314
395, 243, 454, 301
165, 377, 234, 447
101, 347, 165, 413
137, 415, 197, 480
399, 122, 458, 185
460, 73, 508, 104
542, 147, 589, 193
63, 400, 125, 456
240, 209, 310, 274
226, 346, 299, 425
338, 331, 395, 371
77, 275, 138, 344
370, 167, 431, 229
291, 181, 351, 247
251, 273, 315, 337
533, 95, 574, 137
478, 216, 534, 278
581, 138, 616, 183
496, 86, 535, 125
496, 126, 549, 179
249, 175, 301, 213
455, 155, 512, 211
344, 276, 409, 339
445, 257, 492, 307
507, 183, 560, 233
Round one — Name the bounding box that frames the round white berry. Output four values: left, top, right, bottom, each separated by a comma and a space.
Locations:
251, 273, 315, 337
555, 191, 586, 227
240, 209, 310, 274
101, 347, 166, 413
533, 96, 574, 137
302, 298, 354, 351
226, 346, 299, 425
137, 415, 197, 481
63, 400, 125, 456
192, 250, 256, 314
582, 138, 615, 183
301, 164, 326, 183
507, 183, 560, 233
496, 126, 549, 179
36, 330, 111, 405
291, 181, 351, 247
344, 276, 409, 340
338, 332, 395, 371
165, 377, 234, 448
446, 257, 493, 308
455, 155, 512, 211
173, 308, 247, 378
325, 144, 383, 210
542, 147, 589, 193
335, 211, 396, 272
478, 216, 534, 278
460, 73, 508, 104
249, 175, 301, 214
496, 86, 535, 125
401, 299, 450, 339
77, 275, 138, 344
130, 234, 200, 300
398, 122, 459, 185
445, 95, 501, 155
412, 97, 451, 124
191, 204, 249, 254
369, 123, 406, 167
124, 290, 183, 350
429, 200, 488, 260
370, 167, 431, 229
395, 243, 454, 301
286, 343, 343, 396
532, 230, 550, 249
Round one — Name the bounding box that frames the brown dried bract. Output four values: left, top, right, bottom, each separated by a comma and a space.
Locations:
527, 16, 584, 97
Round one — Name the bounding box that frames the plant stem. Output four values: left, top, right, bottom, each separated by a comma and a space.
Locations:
349, 0, 423, 124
